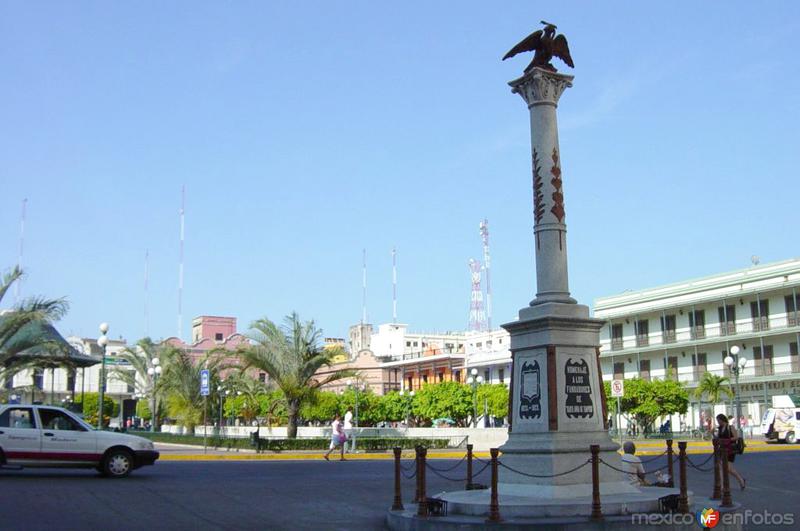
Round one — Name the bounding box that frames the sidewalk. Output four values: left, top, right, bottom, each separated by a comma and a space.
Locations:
155, 439, 798, 461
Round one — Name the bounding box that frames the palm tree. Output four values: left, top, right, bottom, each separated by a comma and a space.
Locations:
0, 266, 69, 379
158, 348, 228, 432
110, 338, 170, 424
694, 372, 734, 431
238, 313, 355, 438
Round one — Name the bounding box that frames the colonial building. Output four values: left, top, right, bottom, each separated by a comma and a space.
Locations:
595, 258, 800, 429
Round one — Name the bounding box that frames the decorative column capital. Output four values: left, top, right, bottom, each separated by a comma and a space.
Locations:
509, 68, 574, 107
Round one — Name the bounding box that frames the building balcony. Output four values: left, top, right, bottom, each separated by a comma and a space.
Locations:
601, 314, 799, 355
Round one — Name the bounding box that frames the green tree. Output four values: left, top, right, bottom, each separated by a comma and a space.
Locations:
159, 349, 227, 431
620, 378, 689, 431
476, 383, 509, 419
413, 381, 473, 426
300, 390, 341, 424
694, 373, 733, 406
111, 338, 169, 424
238, 313, 355, 438
377, 391, 409, 423
74, 392, 117, 427
135, 399, 152, 421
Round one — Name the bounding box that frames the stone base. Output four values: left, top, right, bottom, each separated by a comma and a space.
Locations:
438, 486, 680, 518
386, 497, 744, 531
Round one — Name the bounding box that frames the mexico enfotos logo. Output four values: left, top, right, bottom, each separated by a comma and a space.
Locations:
631, 509, 795, 527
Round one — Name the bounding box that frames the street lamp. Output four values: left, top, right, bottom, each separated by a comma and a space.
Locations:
97, 323, 109, 429
347, 379, 364, 452
217, 384, 226, 431
146, 358, 162, 433
724, 345, 748, 434
466, 368, 484, 428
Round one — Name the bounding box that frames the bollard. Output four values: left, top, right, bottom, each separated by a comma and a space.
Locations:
677, 442, 689, 513
465, 443, 474, 490
417, 447, 428, 517
487, 448, 500, 522
711, 439, 721, 500
414, 446, 422, 503
720, 441, 733, 507
392, 447, 404, 511
666, 439, 675, 488
590, 444, 602, 520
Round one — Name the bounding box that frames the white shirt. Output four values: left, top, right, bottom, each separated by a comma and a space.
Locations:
621, 454, 645, 486
344, 411, 353, 430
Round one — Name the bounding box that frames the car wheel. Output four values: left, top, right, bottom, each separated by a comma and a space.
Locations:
103, 449, 133, 478
786, 432, 797, 445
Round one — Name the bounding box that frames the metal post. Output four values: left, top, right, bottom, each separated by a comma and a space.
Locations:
590, 444, 602, 520
150, 373, 157, 433
417, 447, 428, 517
392, 447, 404, 511
711, 439, 721, 500
720, 441, 733, 507
734, 367, 742, 433
465, 443, 474, 490
97, 344, 106, 429
678, 442, 689, 513
487, 448, 500, 522
414, 446, 421, 503
353, 384, 359, 453
666, 439, 675, 488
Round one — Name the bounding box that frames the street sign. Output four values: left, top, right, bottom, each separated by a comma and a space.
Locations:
200, 369, 210, 396
611, 379, 624, 398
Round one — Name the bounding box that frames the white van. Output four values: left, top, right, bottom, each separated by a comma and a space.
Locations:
761, 395, 800, 444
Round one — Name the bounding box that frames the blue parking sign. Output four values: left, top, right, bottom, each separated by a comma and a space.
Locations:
200, 369, 210, 396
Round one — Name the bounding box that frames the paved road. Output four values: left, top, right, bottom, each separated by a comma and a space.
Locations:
0, 451, 797, 530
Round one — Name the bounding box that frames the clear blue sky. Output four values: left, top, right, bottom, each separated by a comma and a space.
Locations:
2, 2, 798, 343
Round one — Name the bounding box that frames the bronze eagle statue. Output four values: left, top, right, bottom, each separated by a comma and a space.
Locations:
503, 21, 574, 73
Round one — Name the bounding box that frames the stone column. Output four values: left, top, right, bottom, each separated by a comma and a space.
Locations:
498, 68, 635, 499
509, 68, 576, 308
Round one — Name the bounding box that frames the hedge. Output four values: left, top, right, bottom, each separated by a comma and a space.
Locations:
131, 431, 450, 452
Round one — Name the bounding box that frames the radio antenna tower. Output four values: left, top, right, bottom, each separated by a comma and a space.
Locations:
15, 198, 27, 303
392, 247, 397, 323
144, 250, 150, 337
479, 219, 492, 330
178, 186, 185, 340
361, 249, 367, 324
468, 259, 488, 331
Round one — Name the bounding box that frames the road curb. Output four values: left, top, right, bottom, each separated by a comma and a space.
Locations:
158, 446, 799, 461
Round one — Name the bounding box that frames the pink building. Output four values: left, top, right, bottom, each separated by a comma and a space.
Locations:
163, 316, 248, 365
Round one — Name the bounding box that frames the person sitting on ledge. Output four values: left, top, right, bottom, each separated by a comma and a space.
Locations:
621, 441, 649, 486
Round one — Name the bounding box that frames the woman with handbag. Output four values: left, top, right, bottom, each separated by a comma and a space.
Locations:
715, 414, 746, 490
324, 414, 347, 461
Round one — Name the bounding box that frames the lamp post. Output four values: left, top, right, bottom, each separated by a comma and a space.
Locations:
400, 388, 415, 426
217, 384, 226, 431
97, 322, 109, 429
466, 368, 484, 428
146, 358, 162, 433
724, 345, 747, 434
347, 379, 364, 452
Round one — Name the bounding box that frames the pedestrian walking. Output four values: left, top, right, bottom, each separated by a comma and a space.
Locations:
715, 414, 746, 490
323, 414, 347, 461
343, 408, 354, 453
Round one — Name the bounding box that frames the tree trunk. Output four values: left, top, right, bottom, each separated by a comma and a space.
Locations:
287, 399, 300, 439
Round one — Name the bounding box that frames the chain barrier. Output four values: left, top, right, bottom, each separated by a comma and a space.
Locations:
638, 450, 668, 463
399, 460, 415, 472
598, 458, 672, 476
401, 466, 417, 479
424, 455, 466, 473
686, 452, 716, 472
423, 460, 490, 483
497, 458, 591, 479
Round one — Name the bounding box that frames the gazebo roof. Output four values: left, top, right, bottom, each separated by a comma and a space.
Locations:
1, 316, 101, 369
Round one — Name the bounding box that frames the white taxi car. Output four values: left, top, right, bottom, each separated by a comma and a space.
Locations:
0, 403, 159, 478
